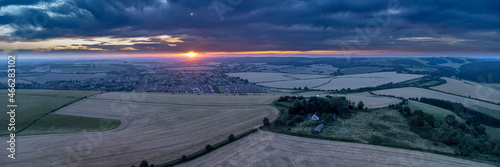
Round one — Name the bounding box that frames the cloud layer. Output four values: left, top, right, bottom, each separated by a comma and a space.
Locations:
0, 0, 499, 55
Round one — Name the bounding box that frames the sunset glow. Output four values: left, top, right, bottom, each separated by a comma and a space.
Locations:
185, 52, 199, 58
204, 50, 394, 55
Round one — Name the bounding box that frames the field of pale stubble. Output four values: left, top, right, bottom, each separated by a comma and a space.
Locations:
374, 87, 500, 119
247, 72, 423, 90
180, 131, 493, 167
0, 92, 279, 167
431, 77, 500, 104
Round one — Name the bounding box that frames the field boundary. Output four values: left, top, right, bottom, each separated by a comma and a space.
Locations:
260, 127, 497, 166
88, 97, 272, 107
427, 87, 500, 106
1, 92, 116, 136
312, 78, 333, 88
156, 128, 258, 167
264, 98, 499, 166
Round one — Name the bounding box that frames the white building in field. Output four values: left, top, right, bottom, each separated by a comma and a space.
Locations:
310, 114, 319, 120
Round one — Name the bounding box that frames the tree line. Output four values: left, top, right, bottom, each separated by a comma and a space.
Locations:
415, 97, 500, 128
395, 105, 500, 157
272, 96, 364, 128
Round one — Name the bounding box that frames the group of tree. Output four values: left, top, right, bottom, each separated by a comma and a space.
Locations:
293, 87, 310, 90
398, 106, 500, 157
131, 160, 154, 167
287, 96, 353, 118
270, 96, 365, 128
277, 95, 305, 102
417, 98, 500, 128
457, 61, 500, 83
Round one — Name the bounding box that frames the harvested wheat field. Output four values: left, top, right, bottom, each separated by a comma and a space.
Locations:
180, 131, 493, 167
0, 93, 279, 167
406, 100, 466, 122
431, 77, 500, 104
373, 87, 500, 118
257, 72, 422, 90
315, 72, 422, 90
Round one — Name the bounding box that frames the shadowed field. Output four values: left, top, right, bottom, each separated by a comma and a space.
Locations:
181, 131, 493, 167
0, 93, 279, 166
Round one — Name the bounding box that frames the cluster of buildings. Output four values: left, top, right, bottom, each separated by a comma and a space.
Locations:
17, 65, 267, 94
136, 68, 266, 93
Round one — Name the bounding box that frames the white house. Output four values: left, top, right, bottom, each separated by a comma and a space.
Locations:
310, 114, 319, 120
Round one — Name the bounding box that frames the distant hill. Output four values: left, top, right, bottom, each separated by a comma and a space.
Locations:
457, 61, 500, 83
445, 57, 465, 64
420, 58, 447, 65
391, 59, 424, 66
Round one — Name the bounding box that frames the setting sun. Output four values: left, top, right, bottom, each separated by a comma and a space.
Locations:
185, 51, 198, 58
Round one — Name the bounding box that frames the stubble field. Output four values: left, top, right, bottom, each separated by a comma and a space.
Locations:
431, 77, 500, 104
180, 130, 493, 167
0, 93, 279, 167
245, 72, 422, 90
315, 72, 422, 90
373, 87, 500, 119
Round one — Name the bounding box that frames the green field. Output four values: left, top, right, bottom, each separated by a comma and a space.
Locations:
469, 105, 500, 119
408, 100, 500, 141
18, 114, 120, 135
417, 80, 442, 87
406, 100, 466, 122
402, 77, 425, 84
406, 67, 434, 72
485, 125, 500, 140
411, 58, 429, 66
0, 89, 120, 136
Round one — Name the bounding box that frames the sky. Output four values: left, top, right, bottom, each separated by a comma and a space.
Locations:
0, 0, 499, 57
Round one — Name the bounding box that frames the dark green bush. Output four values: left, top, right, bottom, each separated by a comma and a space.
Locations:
228, 134, 235, 142
263, 117, 270, 126
205, 144, 213, 152
369, 135, 383, 145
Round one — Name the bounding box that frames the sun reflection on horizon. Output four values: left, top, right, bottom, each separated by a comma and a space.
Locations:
185, 51, 198, 58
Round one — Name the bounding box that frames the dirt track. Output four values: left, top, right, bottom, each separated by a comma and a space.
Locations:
0, 93, 279, 167
180, 131, 494, 167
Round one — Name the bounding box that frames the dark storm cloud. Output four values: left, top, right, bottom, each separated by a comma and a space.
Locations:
1, 0, 499, 54
0, 0, 57, 6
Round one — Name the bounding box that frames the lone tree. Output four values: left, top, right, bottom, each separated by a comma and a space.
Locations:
139, 160, 148, 167
263, 117, 270, 126
205, 144, 213, 152
228, 134, 235, 142
402, 106, 412, 117
357, 101, 364, 110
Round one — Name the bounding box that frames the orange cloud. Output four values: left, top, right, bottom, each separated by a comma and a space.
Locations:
205, 50, 390, 55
